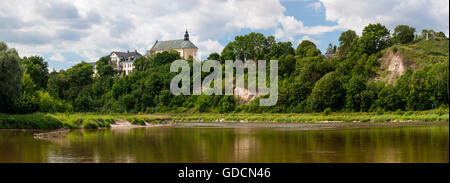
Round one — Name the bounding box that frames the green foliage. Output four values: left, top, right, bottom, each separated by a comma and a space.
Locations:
296, 40, 321, 57
392, 25, 415, 44
308, 72, 345, 112
221, 32, 275, 61
152, 51, 181, 66
96, 56, 115, 78
47, 73, 70, 99
322, 108, 332, 115
264, 41, 295, 61
0, 42, 22, 113
20, 56, 49, 89
207, 52, 220, 61
82, 119, 99, 129
375, 108, 385, 115
344, 75, 367, 111
1, 24, 448, 115
218, 96, 235, 113
66, 62, 94, 87
358, 23, 391, 55
278, 54, 296, 77
338, 30, 358, 56
0, 113, 63, 129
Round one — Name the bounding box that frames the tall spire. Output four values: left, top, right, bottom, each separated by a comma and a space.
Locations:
184, 29, 189, 41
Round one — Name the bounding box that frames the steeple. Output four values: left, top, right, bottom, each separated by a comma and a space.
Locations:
184, 29, 189, 41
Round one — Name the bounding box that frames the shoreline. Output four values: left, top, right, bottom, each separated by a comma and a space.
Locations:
1, 110, 448, 130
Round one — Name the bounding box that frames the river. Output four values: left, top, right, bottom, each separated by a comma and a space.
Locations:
0, 122, 448, 163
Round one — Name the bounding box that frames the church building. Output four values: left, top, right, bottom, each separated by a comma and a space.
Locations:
147, 30, 198, 60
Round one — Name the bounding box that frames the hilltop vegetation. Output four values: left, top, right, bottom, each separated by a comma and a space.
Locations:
0, 23, 448, 115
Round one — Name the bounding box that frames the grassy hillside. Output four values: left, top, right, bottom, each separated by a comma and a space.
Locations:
397, 39, 449, 65
377, 39, 449, 84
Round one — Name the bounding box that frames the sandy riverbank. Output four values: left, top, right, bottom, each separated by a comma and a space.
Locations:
111, 119, 174, 129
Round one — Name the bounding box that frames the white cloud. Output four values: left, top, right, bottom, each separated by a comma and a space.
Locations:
1, 0, 448, 70
320, 0, 449, 35
49, 53, 66, 62
308, 2, 323, 12
275, 15, 339, 41
1, 0, 336, 66
299, 35, 320, 45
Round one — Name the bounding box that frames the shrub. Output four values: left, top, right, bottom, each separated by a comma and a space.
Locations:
376, 108, 385, 115
394, 109, 403, 115
0, 113, 63, 129
434, 106, 448, 116
403, 111, 413, 116
322, 108, 332, 115
82, 119, 99, 129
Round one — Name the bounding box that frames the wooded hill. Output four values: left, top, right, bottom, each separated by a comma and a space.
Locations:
0, 23, 448, 114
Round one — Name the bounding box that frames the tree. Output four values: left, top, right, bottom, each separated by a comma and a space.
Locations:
436, 31, 448, 40
133, 56, 152, 72
218, 95, 235, 113
264, 41, 295, 60
66, 62, 94, 87
392, 25, 415, 44
221, 32, 275, 61
0, 42, 22, 113
296, 40, 321, 57
326, 43, 336, 54
358, 23, 391, 55
65, 62, 94, 102
152, 51, 181, 66
375, 84, 401, 111
207, 52, 220, 61
278, 54, 296, 77
95, 56, 115, 78
20, 56, 49, 89
344, 75, 366, 111
18, 72, 39, 113
338, 30, 358, 56
47, 73, 70, 100
308, 72, 345, 111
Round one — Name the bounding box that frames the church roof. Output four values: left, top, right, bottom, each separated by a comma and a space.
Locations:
150, 39, 198, 51
111, 51, 142, 58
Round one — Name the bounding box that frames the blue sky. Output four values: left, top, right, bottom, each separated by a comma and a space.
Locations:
1, 0, 448, 71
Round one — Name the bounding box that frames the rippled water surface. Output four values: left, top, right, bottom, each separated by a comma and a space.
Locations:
0, 122, 448, 163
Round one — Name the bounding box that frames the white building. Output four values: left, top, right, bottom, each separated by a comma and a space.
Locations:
109, 50, 142, 75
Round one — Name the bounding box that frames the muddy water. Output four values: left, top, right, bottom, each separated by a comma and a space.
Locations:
0, 122, 448, 163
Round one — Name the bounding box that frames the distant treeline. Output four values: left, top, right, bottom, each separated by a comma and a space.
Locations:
0, 23, 448, 114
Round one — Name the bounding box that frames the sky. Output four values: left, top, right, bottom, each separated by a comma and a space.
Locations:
1, 0, 448, 71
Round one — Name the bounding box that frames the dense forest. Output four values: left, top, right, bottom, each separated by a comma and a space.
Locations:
1, 23, 448, 114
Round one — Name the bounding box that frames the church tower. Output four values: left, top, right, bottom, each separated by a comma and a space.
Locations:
184, 29, 189, 41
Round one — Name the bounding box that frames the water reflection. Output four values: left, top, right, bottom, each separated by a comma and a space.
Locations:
0, 123, 448, 163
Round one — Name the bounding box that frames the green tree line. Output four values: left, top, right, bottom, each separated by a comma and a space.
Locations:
0, 23, 448, 114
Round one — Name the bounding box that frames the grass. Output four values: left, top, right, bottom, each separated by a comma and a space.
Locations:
172, 109, 449, 123
0, 110, 447, 130
0, 113, 172, 130
397, 39, 449, 66
0, 113, 63, 130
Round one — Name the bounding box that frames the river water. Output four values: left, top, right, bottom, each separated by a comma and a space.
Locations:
0, 122, 448, 163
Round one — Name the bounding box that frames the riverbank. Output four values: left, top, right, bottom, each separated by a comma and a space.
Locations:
172, 109, 449, 123
1, 109, 448, 130
0, 113, 173, 130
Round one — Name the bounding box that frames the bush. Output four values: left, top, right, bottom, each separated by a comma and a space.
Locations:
403, 111, 413, 116
394, 109, 403, 115
376, 108, 385, 115
392, 46, 398, 53
434, 106, 448, 116
82, 119, 99, 129
322, 108, 332, 115
0, 113, 63, 129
